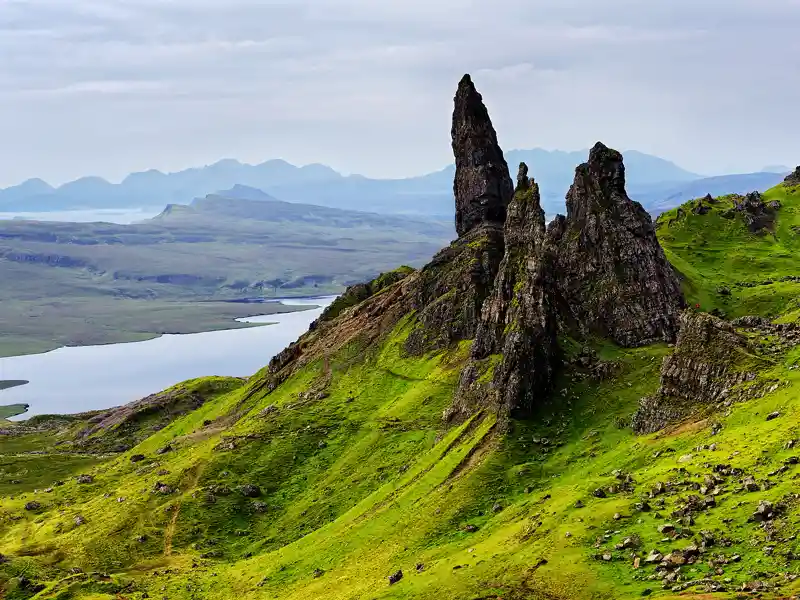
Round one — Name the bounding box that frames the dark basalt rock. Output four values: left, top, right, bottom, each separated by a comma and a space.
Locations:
405, 76, 509, 355
452, 74, 513, 237
732, 191, 776, 232
404, 226, 504, 355
548, 142, 685, 347
631, 310, 757, 434
784, 166, 800, 186
453, 163, 559, 417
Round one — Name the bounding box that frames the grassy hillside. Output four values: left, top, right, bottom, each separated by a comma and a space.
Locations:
3, 180, 800, 599
657, 182, 800, 319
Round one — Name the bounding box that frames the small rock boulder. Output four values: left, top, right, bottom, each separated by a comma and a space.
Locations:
77, 475, 94, 484
130, 454, 146, 463
388, 570, 403, 585
24, 501, 41, 511
239, 484, 261, 498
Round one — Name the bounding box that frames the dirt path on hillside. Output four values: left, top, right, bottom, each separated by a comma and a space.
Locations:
163, 462, 203, 556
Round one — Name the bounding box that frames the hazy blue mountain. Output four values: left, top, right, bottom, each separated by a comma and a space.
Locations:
0, 178, 54, 207
0, 149, 780, 217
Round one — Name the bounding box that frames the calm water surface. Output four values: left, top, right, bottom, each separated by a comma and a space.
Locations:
0, 297, 335, 419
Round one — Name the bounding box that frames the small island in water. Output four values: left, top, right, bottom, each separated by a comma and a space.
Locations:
0, 380, 30, 418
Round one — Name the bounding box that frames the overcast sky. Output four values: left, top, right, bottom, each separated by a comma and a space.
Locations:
0, 0, 798, 187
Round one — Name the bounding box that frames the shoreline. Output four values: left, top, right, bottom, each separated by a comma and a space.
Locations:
0, 297, 331, 360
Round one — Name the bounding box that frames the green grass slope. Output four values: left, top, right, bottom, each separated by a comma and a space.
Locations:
658, 180, 800, 319
3, 181, 800, 599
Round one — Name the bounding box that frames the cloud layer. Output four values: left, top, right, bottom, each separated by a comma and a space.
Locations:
1, 0, 798, 185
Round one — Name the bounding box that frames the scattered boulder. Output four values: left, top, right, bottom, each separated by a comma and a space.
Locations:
752, 500, 781, 522
239, 484, 261, 498
77, 475, 94, 484
156, 445, 173, 455
766, 411, 781, 421
153, 482, 173, 495
130, 454, 145, 463
24, 501, 41, 511
74, 515, 86, 526
388, 570, 403, 585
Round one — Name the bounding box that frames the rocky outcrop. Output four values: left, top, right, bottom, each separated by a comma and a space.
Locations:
405, 75, 511, 354
452, 164, 559, 417
404, 227, 505, 355
452, 74, 514, 237
631, 310, 756, 434
784, 167, 800, 186
548, 142, 685, 347
732, 191, 776, 233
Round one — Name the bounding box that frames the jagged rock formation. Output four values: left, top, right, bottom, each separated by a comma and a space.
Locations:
452, 74, 514, 237
262, 78, 686, 422
731, 191, 777, 232
452, 164, 559, 417
405, 75, 512, 354
404, 227, 505, 355
547, 142, 685, 347
631, 310, 756, 434
785, 167, 800, 186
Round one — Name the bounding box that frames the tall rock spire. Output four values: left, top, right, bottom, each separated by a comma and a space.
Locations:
451, 74, 513, 237
548, 142, 685, 346
452, 162, 559, 418
404, 75, 507, 354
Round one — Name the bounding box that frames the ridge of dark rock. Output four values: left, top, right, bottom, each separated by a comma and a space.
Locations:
784, 166, 800, 186
631, 310, 757, 434
452, 163, 559, 418
452, 74, 514, 237
547, 142, 685, 347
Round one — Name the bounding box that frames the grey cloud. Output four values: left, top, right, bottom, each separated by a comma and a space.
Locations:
0, 0, 798, 185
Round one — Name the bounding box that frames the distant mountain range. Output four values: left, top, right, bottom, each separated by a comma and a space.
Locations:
0, 150, 791, 216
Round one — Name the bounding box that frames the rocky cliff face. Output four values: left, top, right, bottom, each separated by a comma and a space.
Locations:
785, 167, 800, 186
454, 164, 559, 417
266, 76, 686, 422
405, 75, 512, 354
631, 310, 755, 434
548, 142, 685, 347
452, 74, 514, 237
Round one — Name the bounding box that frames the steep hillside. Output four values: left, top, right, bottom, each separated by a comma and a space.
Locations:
657, 168, 800, 319
2, 81, 800, 600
